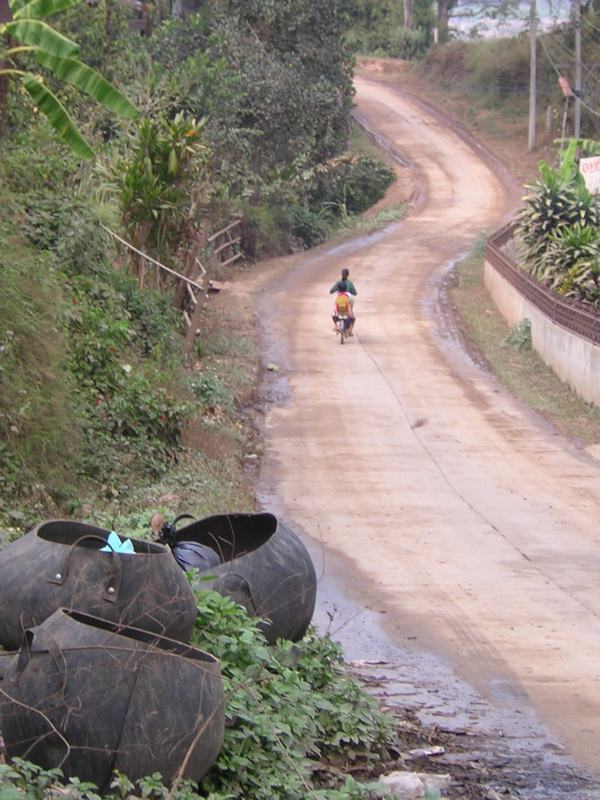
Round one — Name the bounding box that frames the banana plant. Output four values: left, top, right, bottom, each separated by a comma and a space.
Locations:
0, 0, 139, 158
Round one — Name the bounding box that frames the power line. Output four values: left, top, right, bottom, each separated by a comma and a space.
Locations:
541, 24, 600, 95
581, 14, 600, 36
541, 27, 576, 62
539, 31, 600, 119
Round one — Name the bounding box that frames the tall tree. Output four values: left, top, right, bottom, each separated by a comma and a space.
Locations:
437, 0, 456, 41
404, 0, 413, 29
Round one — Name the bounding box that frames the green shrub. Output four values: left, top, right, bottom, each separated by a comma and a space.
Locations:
503, 319, 532, 351
309, 156, 395, 216
517, 143, 600, 306
290, 205, 330, 248
189, 374, 235, 413
191, 589, 395, 800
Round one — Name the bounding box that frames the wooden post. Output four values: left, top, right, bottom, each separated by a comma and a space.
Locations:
183, 255, 215, 354
528, 0, 537, 151
574, 0, 582, 139
561, 96, 570, 143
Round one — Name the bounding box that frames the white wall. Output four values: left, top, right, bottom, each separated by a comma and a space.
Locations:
484, 259, 600, 407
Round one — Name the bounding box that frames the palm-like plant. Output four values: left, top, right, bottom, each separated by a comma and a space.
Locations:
517, 140, 600, 279
112, 113, 209, 264
544, 224, 600, 306
0, 0, 138, 158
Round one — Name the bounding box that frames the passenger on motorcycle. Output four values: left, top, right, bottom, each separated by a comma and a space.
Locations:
330, 268, 357, 335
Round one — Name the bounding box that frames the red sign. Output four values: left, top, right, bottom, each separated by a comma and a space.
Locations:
558, 76, 573, 97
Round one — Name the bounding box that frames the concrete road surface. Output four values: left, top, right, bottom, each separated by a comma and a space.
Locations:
258, 77, 600, 773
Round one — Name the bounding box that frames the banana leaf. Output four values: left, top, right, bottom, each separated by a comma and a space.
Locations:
3, 18, 79, 58
36, 51, 139, 119
8, 0, 28, 15
13, 0, 80, 20
21, 74, 94, 159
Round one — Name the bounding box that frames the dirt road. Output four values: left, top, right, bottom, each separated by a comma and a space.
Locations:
258, 77, 600, 773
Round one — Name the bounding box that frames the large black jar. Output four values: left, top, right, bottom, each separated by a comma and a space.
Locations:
0, 520, 198, 650
0, 608, 224, 791
164, 513, 317, 643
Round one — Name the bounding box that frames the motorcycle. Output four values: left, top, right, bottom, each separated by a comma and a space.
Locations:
333, 312, 352, 344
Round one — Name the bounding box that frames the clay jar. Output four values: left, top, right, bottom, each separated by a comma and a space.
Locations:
0, 608, 224, 791
0, 520, 198, 649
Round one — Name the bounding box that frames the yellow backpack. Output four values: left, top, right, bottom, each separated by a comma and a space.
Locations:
335, 294, 350, 315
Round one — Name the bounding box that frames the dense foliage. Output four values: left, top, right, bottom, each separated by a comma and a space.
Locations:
0, 590, 395, 800
0, 0, 396, 515
347, 0, 433, 58
138, 0, 395, 253
0, 132, 193, 505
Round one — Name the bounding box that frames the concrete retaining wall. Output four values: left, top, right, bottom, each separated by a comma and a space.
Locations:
484, 259, 600, 407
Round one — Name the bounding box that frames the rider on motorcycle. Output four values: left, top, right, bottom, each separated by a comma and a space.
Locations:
330, 268, 357, 335
330, 268, 357, 304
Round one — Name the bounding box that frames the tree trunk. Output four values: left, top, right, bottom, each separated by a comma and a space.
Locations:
438, 0, 451, 43
0, 0, 11, 23
403, 0, 413, 30
0, 0, 13, 134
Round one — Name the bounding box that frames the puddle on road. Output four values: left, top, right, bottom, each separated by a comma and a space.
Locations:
309, 541, 600, 799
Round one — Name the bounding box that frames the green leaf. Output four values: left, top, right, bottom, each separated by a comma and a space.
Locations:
8, 0, 31, 15
21, 74, 94, 159
167, 147, 177, 174
36, 52, 139, 119
14, 0, 80, 19
4, 19, 79, 57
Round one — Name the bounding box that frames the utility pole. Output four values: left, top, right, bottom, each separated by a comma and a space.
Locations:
574, 0, 582, 139
528, 0, 537, 151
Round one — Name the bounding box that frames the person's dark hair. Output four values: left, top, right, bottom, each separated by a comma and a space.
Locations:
341, 268, 349, 279
337, 280, 347, 292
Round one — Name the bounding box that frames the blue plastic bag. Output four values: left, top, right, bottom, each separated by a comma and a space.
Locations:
101, 531, 135, 554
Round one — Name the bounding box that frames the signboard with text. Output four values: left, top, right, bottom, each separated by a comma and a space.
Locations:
579, 156, 600, 194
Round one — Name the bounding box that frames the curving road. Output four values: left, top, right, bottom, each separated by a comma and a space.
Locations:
258, 77, 600, 772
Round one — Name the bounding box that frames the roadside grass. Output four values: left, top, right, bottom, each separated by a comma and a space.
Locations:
349, 119, 390, 161
94, 287, 260, 535
338, 202, 406, 234
451, 239, 600, 448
